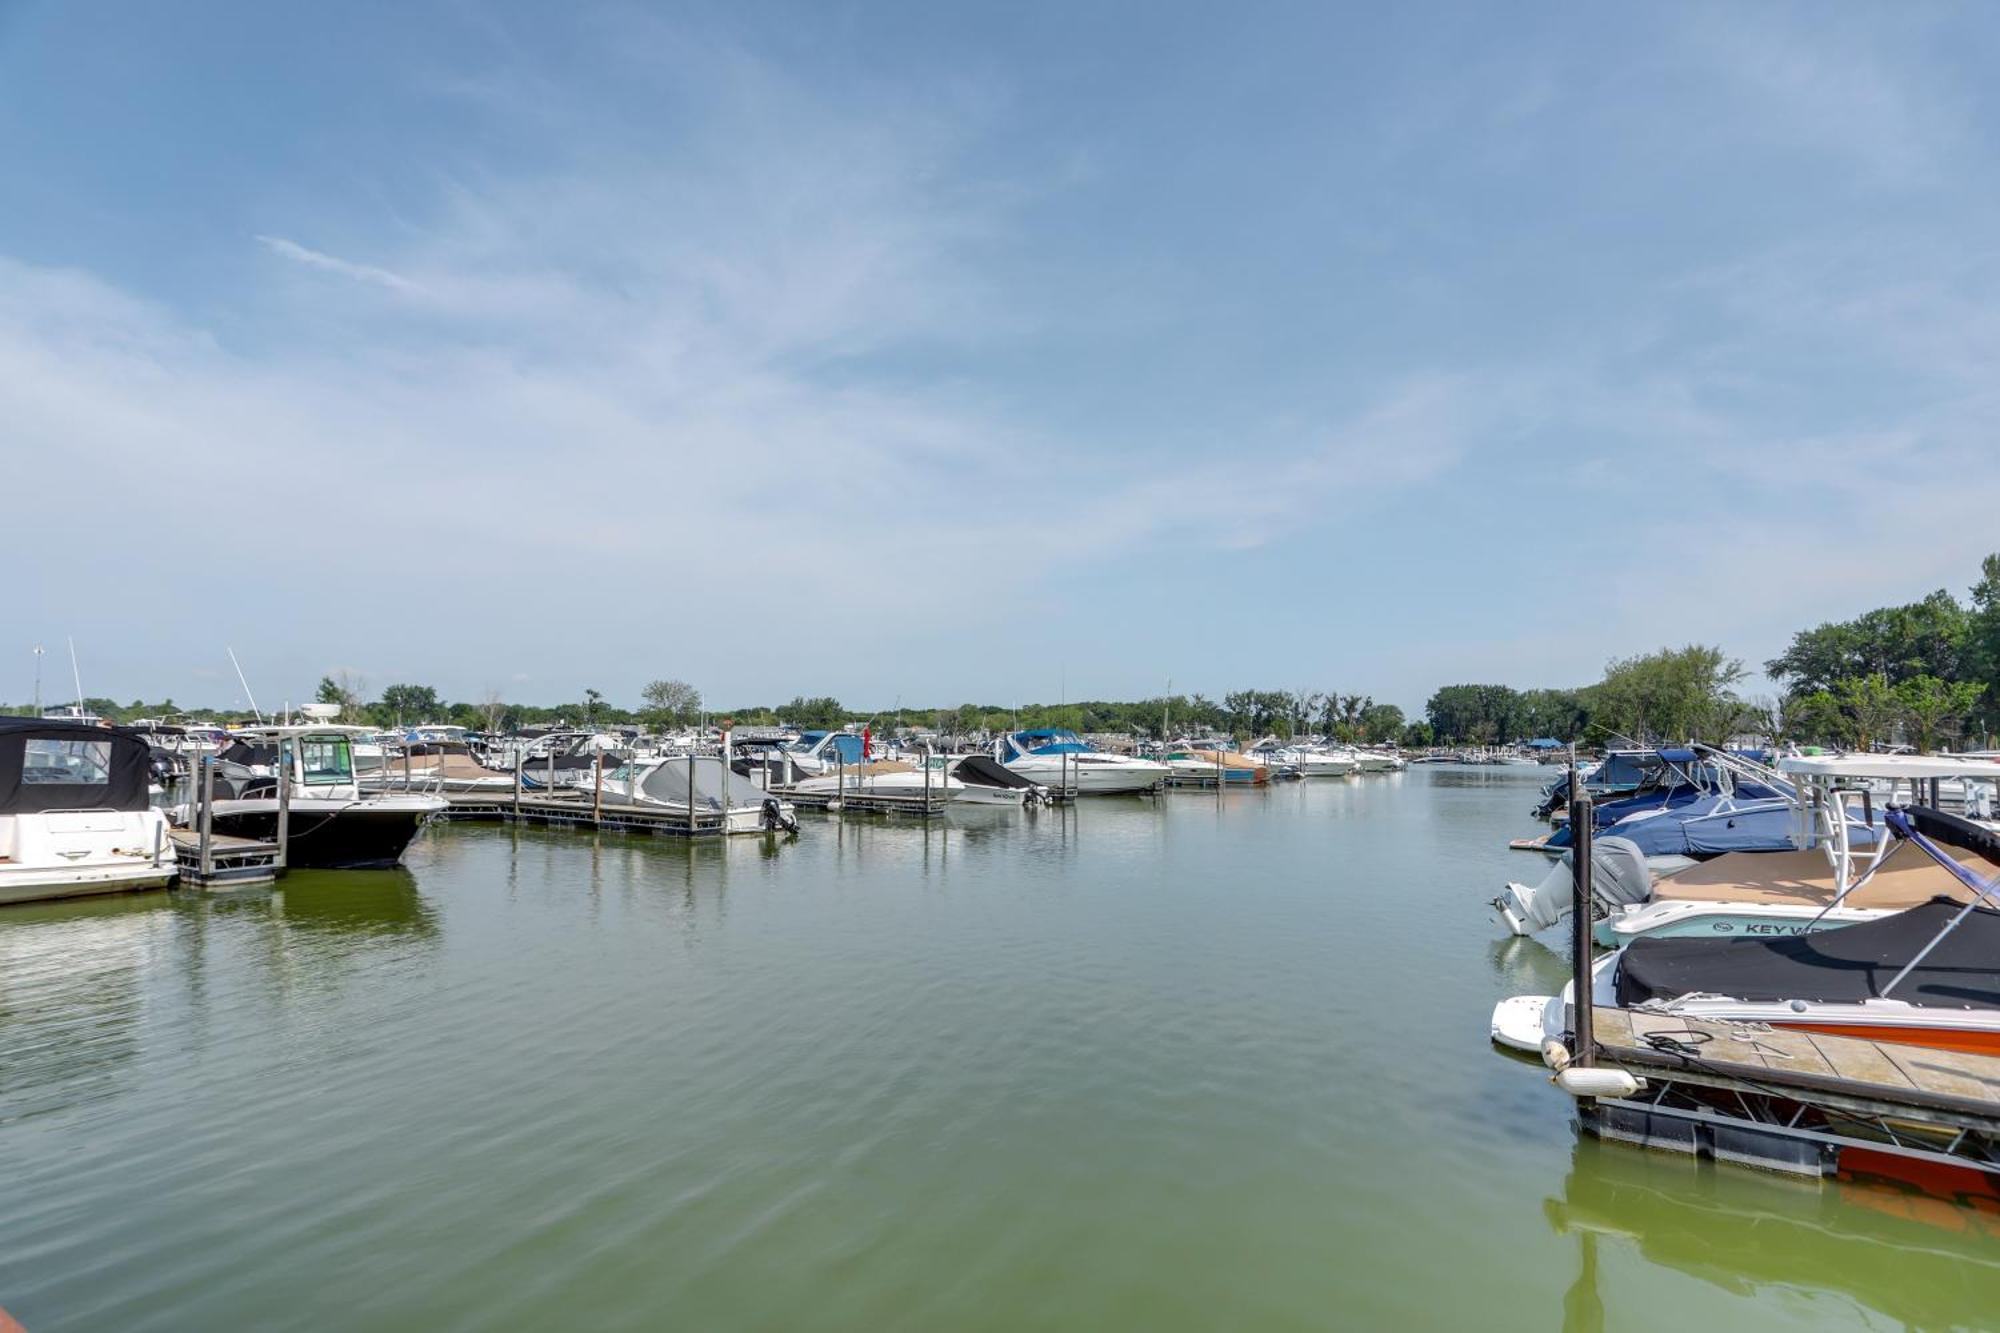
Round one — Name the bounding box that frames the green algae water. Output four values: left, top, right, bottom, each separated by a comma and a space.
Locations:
2, 770, 1996, 1330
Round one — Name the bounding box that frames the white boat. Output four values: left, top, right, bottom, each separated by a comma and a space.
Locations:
0, 717, 176, 904
593, 756, 799, 833
998, 729, 1169, 794
1503, 751, 2000, 945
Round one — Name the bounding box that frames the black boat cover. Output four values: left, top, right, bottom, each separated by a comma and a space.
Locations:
1614, 897, 2000, 1012
1902, 804, 2000, 868
0, 716, 152, 814
956, 755, 1039, 790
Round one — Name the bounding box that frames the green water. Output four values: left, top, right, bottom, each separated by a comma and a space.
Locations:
2, 770, 1996, 1330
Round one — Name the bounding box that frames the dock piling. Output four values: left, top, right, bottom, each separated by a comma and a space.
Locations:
198, 755, 215, 882
1568, 763, 1595, 1067
275, 739, 291, 874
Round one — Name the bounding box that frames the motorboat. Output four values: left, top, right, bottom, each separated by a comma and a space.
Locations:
1163, 747, 1269, 785
1498, 751, 2000, 943
0, 717, 176, 904
370, 731, 516, 794
1494, 806, 2000, 1057
592, 756, 799, 833
947, 754, 1048, 806
998, 729, 1169, 794
186, 726, 445, 869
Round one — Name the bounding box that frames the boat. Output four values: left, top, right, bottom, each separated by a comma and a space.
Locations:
998, 729, 1170, 794
593, 756, 799, 833
947, 754, 1048, 806
0, 717, 176, 904
188, 726, 445, 869
1163, 746, 1269, 785
1495, 806, 2000, 1057
1499, 751, 2000, 943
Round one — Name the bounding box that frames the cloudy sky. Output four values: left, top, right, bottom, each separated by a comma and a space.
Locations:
5, 1, 1998, 713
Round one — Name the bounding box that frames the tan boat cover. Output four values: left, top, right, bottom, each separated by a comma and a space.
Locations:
1650, 840, 1994, 910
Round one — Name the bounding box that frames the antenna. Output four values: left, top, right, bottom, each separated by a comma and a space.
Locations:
226, 647, 265, 723
67, 637, 84, 709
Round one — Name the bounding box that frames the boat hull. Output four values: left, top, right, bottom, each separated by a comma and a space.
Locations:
208, 801, 438, 869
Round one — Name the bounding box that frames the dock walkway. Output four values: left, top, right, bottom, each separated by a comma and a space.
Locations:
1578, 1006, 2000, 1192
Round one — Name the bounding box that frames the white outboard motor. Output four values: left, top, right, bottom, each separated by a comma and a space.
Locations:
1494, 835, 1651, 935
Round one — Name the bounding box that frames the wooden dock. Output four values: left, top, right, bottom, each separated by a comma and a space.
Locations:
1574, 1006, 2000, 1198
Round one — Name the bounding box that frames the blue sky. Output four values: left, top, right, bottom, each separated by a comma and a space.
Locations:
6, 1, 1999, 715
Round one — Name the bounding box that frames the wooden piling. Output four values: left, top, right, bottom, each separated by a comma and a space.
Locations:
275, 739, 291, 873
686, 750, 698, 835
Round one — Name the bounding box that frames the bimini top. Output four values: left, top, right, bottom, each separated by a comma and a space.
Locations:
0, 716, 152, 814
1779, 753, 2000, 782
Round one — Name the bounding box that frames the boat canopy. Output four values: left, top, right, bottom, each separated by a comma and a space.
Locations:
1012, 728, 1090, 755
1526, 738, 1565, 750
1779, 754, 2000, 781
1615, 897, 2000, 1011
0, 717, 152, 814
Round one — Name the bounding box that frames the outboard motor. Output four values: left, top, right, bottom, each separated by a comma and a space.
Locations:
1493, 835, 1651, 935
761, 797, 800, 835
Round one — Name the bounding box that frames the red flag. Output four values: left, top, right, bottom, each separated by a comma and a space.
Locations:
863, 726, 872, 759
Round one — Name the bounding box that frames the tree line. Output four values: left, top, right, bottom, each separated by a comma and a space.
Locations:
12, 554, 1994, 752
1421, 553, 1999, 751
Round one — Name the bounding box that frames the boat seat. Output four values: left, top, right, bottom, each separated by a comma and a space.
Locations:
1650, 840, 1993, 910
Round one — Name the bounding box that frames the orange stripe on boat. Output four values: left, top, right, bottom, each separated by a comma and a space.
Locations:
1788, 1021, 2000, 1057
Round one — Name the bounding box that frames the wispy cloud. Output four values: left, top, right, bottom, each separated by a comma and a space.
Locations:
255, 235, 425, 295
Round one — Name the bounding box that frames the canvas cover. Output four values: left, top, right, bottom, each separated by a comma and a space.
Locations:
0, 717, 152, 814
1615, 897, 2000, 1011
639, 756, 743, 811
956, 755, 1039, 790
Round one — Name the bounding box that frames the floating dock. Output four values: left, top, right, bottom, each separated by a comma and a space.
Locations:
1571, 1007, 2000, 1202
438, 789, 782, 836
170, 829, 283, 888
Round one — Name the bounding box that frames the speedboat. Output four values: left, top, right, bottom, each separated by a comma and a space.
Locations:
998, 729, 1169, 794
1494, 807, 2000, 1057
0, 717, 176, 904
1498, 751, 2000, 943
187, 726, 445, 869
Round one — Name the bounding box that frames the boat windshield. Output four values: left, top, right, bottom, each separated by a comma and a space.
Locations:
300, 736, 355, 786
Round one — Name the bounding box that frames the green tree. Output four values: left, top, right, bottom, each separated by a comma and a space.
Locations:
1766, 589, 1971, 695
1896, 675, 1987, 753
641, 679, 702, 728
1833, 673, 1902, 751
378, 683, 440, 726
1358, 702, 1405, 744
1590, 645, 1745, 744
776, 695, 846, 729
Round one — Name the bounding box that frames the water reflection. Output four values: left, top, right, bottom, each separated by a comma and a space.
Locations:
1550, 1138, 2000, 1331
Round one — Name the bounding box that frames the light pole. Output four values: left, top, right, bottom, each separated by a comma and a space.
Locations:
32, 644, 44, 714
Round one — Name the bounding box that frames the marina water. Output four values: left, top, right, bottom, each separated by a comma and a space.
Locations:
3, 769, 1996, 1329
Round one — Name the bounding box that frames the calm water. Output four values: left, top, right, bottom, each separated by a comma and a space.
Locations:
3, 770, 1997, 1330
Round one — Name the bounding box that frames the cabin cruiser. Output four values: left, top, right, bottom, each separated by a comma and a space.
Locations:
1494, 808, 2000, 1058
185, 726, 445, 869
1247, 739, 1356, 777
1162, 747, 1269, 785
0, 717, 176, 904
998, 729, 1169, 794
